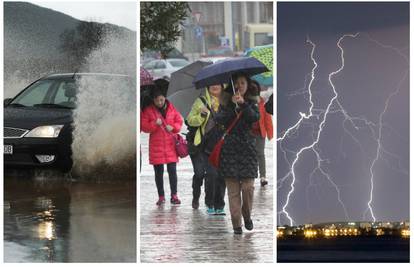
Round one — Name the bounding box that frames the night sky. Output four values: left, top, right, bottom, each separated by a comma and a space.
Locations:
277, 2, 409, 226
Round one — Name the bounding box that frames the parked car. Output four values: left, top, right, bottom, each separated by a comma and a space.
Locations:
4, 73, 134, 172
141, 48, 189, 66
205, 46, 234, 57
200, 56, 231, 64
143, 59, 190, 80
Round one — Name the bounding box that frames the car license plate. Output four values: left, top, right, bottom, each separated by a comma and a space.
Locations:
4, 145, 13, 155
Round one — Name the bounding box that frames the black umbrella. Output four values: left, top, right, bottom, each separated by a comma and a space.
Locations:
167, 60, 212, 117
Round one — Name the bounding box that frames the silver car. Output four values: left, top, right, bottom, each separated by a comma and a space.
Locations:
143, 59, 190, 80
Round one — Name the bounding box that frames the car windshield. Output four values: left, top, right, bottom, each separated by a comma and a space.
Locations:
9, 75, 135, 109
168, 59, 189, 68
10, 79, 77, 109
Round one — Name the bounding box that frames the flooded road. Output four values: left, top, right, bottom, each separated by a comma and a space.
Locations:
4, 171, 136, 262
140, 134, 274, 263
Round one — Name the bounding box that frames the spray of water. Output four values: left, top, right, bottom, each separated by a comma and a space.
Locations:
4, 71, 32, 99
71, 31, 136, 178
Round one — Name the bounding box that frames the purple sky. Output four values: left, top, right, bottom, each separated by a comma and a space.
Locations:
277, 2, 409, 226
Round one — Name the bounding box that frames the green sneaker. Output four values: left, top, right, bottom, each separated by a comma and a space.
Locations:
215, 208, 226, 215
207, 207, 215, 215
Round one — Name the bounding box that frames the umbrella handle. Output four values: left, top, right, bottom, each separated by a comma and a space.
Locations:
230, 75, 239, 109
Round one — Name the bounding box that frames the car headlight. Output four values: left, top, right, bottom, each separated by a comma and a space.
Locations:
25, 125, 64, 138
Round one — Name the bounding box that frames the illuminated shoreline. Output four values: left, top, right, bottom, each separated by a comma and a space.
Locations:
277, 221, 410, 239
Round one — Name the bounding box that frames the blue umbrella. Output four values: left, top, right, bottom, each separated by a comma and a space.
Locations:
193, 57, 268, 90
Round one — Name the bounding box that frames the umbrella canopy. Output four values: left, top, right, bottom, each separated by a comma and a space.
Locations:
140, 67, 154, 87
193, 57, 268, 89
168, 60, 212, 97
168, 88, 205, 118
167, 61, 212, 117
244, 44, 273, 86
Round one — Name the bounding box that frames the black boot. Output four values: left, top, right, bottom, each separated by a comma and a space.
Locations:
192, 198, 199, 209
234, 227, 243, 235
260, 178, 268, 187
244, 219, 253, 231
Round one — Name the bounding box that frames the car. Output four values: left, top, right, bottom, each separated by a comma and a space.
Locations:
205, 46, 234, 57
4, 73, 134, 172
199, 56, 231, 64
143, 59, 190, 80
141, 48, 189, 65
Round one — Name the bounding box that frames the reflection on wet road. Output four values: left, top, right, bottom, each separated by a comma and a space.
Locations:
4, 171, 136, 262
140, 135, 274, 263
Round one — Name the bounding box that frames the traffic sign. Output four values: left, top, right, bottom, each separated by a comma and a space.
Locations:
194, 26, 203, 39
193, 12, 202, 23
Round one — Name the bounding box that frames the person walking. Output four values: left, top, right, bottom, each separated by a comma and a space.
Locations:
265, 93, 273, 115
216, 73, 260, 234
187, 84, 226, 215
251, 81, 273, 186
141, 87, 183, 205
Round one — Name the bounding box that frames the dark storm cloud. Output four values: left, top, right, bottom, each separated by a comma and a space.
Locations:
278, 2, 409, 35
277, 2, 409, 225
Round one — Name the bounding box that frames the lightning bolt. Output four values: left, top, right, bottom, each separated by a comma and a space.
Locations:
279, 33, 359, 226
276, 36, 317, 143
278, 32, 408, 226
362, 33, 409, 222
364, 69, 408, 222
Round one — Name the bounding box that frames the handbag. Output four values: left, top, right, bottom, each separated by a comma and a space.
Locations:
159, 115, 189, 158
208, 112, 242, 168
203, 124, 225, 155
173, 133, 189, 158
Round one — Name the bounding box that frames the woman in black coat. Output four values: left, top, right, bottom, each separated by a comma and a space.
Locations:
215, 73, 260, 234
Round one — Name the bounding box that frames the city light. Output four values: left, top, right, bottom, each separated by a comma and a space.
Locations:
304, 229, 317, 238
277, 221, 409, 239
277, 230, 284, 238
376, 229, 384, 236
401, 229, 410, 238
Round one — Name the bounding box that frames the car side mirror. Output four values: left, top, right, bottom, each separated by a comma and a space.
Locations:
4, 98, 12, 106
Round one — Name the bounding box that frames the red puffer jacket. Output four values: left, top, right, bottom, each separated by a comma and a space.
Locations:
141, 101, 183, 165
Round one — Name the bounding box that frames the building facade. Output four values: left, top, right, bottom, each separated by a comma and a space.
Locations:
177, 2, 273, 60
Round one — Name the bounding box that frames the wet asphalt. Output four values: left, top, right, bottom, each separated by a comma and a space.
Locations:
4, 170, 136, 263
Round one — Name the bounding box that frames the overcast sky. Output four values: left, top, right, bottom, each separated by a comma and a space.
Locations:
32, 1, 136, 31
277, 2, 409, 226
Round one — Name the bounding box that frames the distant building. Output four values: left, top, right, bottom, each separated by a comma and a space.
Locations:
379, 222, 393, 229
359, 222, 372, 230
176, 2, 273, 60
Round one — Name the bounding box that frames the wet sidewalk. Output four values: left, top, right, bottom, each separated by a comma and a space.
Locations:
140, 134, 274, 263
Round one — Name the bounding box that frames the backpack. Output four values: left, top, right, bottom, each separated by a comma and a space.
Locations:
185, 96, 208, 155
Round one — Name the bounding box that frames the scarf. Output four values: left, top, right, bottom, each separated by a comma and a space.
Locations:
210, 95, 219, 112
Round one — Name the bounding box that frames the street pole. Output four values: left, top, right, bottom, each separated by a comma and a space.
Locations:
224, 2, 234, 50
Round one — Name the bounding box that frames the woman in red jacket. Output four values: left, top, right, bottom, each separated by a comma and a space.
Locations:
141, 88, 183, 205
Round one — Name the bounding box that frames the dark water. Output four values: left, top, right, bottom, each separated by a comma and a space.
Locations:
277, 236, 409, 262
4, 170, 136, 262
